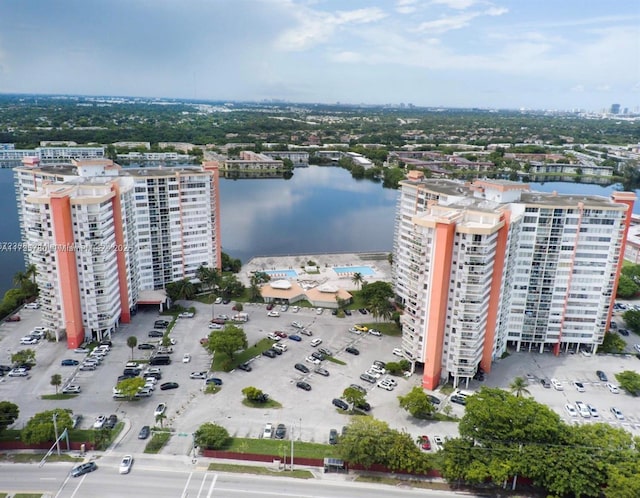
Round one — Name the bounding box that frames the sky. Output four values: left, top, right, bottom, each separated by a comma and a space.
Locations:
0, 0, 638, 110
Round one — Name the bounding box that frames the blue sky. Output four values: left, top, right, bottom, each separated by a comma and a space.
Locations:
0, 0, 638, 110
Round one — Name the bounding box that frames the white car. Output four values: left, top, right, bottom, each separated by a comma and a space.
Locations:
267, 310, 280, 317
154, 403, 166, 417
368, 329, 381, 336
8, 368, 28, 377
611, 407, 625, 420
316, 308, 323, 315
573, 381, 586, 393
551, 378, 563, 391
267, 333, 281, 341
365, 369, 381, 379
280, 304, 288, 312
348, 328, 362, 335
310, 338, 323, 347
291, 321, 304, 329
20, 336, 38, 345
93, 415, 106, 429
24, 302, 40, 309
587, 404, 599, 418
606, 383, 620, 394
263, 423, 273, 439
634, 344, 640, 353
214, 297, 223, 304
182, 353, 191, 363
291, 306, 299, 313
119, 455, 133, 474
564, 404, 578, 418
381, 377, 397, 386
377, 380, 395, 391
62, 385, 81, 394
209, 323, 223, 330
305, 356, 321, 365
392, 348, 404, 357
178, 312, 194, 318
433, 435, 445, 447
33, 326, 48, 333
190, 371, 208, 379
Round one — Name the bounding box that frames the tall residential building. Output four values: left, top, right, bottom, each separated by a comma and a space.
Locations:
15, 158, 221, 347
392, 172, 634, 390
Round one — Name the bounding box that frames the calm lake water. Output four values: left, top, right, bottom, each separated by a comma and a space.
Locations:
1, 166, 638, 296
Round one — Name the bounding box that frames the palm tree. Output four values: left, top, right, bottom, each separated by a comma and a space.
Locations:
127, 336, 137, 360
174, 278, 196, 301
25, 264, 37, 284
13, 271, 29, 289
155, 412, 167, 428
509, 376, 530, 397
351, 272, 364, 290
51, 374, 62, 394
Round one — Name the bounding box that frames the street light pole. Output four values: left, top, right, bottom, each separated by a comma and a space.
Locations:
52, 412, 60, 455
290, 422, 294, 471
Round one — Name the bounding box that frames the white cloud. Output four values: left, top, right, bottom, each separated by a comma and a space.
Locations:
329, 51, 363, 63
396, 0, 419, 14
431, 0, 479, 9
415, 6, 507, 33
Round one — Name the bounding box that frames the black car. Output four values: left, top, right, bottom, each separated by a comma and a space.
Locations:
148, 330, 164, 338
294, 363, 310, 374
138, 425, 151, 440
311, 351, 325, 361
332, 398, 349, 410
427, 394, 441, 405
154, 320, 170, 328
275, 423, 287, 439
540, 378, 552, 388
138, 343, 155, 350
99, 339, 112, 347
160, 382, 179, 390
262, 349, 277, 358
0, 365, 12, 373
345, 347, 360, 355
596, 370, 608, 382
105, 414, 118, 429
222, 298, 231, 304
355, 401, 371, 412
619, 328, 630, 336
296, 381, 312, 391
331, 309, 338, 316
329, 428, 338, 445
61, 359, 79, 366
451, 394, 467, 405
237, 362, 252, 372
358, 308, 368, 315
118, 374, 137, 382
71, 461, 97, 477
206, 377, 223, 385
344, 309, 352, 316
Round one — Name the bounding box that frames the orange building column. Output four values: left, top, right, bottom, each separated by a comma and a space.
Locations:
50, 195, 85, 349
110, 183, 130, 323
422, 222, 456, 390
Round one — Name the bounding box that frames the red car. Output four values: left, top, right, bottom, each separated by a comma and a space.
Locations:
266, 303, 274, 310
419, 435, 431, 451
199, 338, 209, 345
6, 315, 21, 322
274, 331, 287, 338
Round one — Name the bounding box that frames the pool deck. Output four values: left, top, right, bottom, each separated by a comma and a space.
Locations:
241, 252, 392, 292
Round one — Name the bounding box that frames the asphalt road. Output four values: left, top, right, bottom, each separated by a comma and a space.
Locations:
0, 460, 470, 498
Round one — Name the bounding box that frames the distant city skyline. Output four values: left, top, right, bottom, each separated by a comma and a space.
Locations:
0, 0, 638, 111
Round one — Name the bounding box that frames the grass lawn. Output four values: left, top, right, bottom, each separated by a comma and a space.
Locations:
41, 393, 77, 400
144, 431, 171, 454
212, 338, 274, 372
325, 356, 346, 366
242, 398, 282, 409
207, 462, 314, 479
227, 438, 339, 460
362, 322, 401, 336
13, 494, 44, 498
0, 453, 80, 463
205, 385, 221, 395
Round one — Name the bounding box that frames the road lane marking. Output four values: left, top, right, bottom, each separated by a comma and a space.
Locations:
180, 471, 193, 498
206, 473, 217, 498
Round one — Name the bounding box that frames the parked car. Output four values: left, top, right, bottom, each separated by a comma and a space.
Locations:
427, 394, 441, 405
263, 423, 273, 438
607, 383, 620, 394
93, 415, 107, 429
392, 348, 404, 357
318, 347, 332, 356
358, 308, 368, 315
596, 370, 608, 382
160, 382, 179, 390
206, 377, 223, 386
611, 407, 625, 420
368, 329, 381, 336
6, 315, 20, 322
419, 435, 431, 450
62, 385, 81, 394
311, 351, 325, 361
24, 302, 40, 309
299, 328, 313, 336
262, 349, 277, 358
314, 367, 330, 376
237, 362, 252, 372
348, 327, 362, 335
305, 356, 321, 365
190, 371, 208, 379
450, 394, 466, 405
540, 378, 552, 388
154, 403, 166, 417
355, 401, 371, 412
291, 321, 304, 329
619, 328, 630, 336
573, 381, 586, 392
275, 423, 287, 439
148, 330, 164, 338
288, 334, 302, 342
349, 384, 367, 394
138, 426, 151, 439
178, 312, 194, 318
182, 354, 191, 363
214, 297, 223, 304
329, 428, 338, 444
71, 461, 97, 477
119, 455, 133, 474
267, 310, 280, 317
345, 346, 360, 355
359, 373, 377, 384
154, 320, 170, 329
61, 359, 79, 366
332, 398, 349, 411
565, 403, 578, 418
551, 378, 563, 391
310, 338, 322, 347
105, 414, 118, 429
8, 368, 28, 377
294, 363, 310, 374
296, 381, 312, 391
377, 380, 394, 391
20, 336, 38, 345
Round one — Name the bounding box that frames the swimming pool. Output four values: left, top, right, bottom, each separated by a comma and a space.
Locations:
333, 266, 375, 276
263, 269, 298, 278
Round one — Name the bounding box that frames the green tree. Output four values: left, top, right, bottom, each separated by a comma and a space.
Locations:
0, 401, 19, 433
219, 274, 244, 298
622, 309, 640, 334
172, 278, 196, 301
351, 272, 364, 290
155, 412, 167, 428
385, 361, 402, 375
196, 265, 220, 291
50, 374, 62, 394
233, 302, 243, 313
241, 386, 265, 402
127, 336, 138, 360
337, 417, 395, 469
206, 325, 247, 364
116, 377, 146, 399
509, 376, 530, 397
341, 386, 366, 410
11, 349, 36, 367
21, 408, 73, 444
25, 263, 37, 284
599, 332, 626, 353
194, 422, 231, 450
13, 271, 29, 289
398, 386, 435, 419
614, 370, 640, 396
616, 274, 640, 298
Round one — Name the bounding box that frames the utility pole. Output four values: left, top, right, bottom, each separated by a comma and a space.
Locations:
290, 422, 294, 471
52, 412, 60, 455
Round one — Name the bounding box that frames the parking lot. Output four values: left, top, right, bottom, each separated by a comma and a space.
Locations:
2, 299, 639, 458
